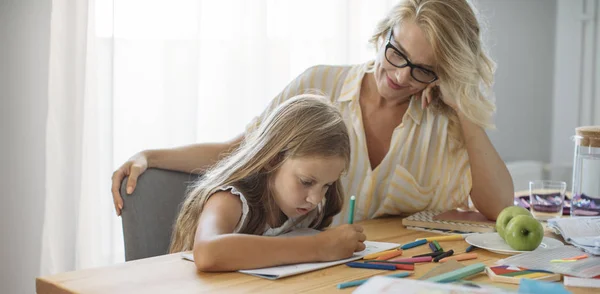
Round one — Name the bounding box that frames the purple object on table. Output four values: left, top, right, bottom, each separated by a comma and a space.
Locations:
514, 195, 571, 215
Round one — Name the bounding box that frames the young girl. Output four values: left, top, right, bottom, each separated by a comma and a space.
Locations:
169, 94, 366, 272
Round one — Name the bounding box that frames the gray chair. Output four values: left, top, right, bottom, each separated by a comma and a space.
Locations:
120, 168, 201, 261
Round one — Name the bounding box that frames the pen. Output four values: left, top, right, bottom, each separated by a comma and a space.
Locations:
336, 272, 410, 289
348, 195, 356, 224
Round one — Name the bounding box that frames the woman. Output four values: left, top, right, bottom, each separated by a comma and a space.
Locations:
111, 0, 513, 223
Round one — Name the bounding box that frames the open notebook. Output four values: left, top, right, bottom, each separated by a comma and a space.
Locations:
182, 228, 400, 279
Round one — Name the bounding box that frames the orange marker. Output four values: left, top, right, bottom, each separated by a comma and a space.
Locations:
376, 249, 403, 260
369, 262, 414, 271
363, 249, 399, 260
562, 254, 588, 260
439, 253, 478, 263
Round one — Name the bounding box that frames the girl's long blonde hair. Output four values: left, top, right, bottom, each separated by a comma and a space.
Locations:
370, 0, 496, 148
169, 94, 351, 252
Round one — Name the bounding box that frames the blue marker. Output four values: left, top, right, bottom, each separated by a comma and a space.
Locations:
346, 262, 396, 270
337, 272, 410, 289
466, 245, 476, 252
401, 239, 427, 250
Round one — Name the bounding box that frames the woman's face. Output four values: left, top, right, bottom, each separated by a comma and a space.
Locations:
373, 21, 437, 103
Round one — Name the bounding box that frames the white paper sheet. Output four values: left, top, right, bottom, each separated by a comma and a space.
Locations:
547, 217, 600, 254
181, 228, 400, 279
353, 276, 515, 294
496, 245, 600, 278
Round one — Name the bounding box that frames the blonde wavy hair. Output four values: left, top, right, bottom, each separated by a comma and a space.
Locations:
169, 94, 351, 252
370, 0, 496, 148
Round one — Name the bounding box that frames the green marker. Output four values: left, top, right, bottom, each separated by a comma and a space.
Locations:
348, 195, 356, 224
433, 240, 443, 252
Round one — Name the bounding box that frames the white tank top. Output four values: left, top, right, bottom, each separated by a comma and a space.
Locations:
215, 186, 323, 236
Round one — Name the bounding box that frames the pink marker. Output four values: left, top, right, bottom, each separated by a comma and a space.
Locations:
389, 256, 433, 263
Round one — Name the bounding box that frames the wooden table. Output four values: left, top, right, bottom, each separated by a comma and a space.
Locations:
37, 217, 594, 293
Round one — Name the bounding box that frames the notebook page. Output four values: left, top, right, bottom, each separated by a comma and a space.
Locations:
239, 239, 399, 279
181, 228, 400, 279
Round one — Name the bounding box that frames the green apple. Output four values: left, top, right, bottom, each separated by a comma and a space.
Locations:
496, 206, 531, 239
504, 215, 544, 251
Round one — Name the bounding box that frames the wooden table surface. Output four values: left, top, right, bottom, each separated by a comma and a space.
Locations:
36, 217, 595, 294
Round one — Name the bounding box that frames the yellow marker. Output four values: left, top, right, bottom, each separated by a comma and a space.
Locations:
416, 235, 464, 242
517, 272, 552, 279
363, 249, 399, 260
550, 259, 576, 263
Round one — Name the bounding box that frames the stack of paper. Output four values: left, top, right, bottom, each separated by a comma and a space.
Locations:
497, 246, 600, 278
547, 217, 600, 255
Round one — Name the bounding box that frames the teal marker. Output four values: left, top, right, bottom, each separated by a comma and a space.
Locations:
337, 272, 410, 289
348, 195, 356, 224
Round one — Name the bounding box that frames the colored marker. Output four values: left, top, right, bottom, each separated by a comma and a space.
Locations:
348, 195, 356, 224
363, 249, 399, 260
429, 242, 438, 252
417, 235, 464, 242
336, 272, 410, 289
346, 262, 396, 270
550, 259, 576, 263
427, 263, 486, 283
433, 249, 454, 262
432, 241, 443, 252
412, 251, 446, 258
375, 250, 403, 261
562, 254, 588, 260
368, 262, 414, 271
363, 260, 414, 265
389, 256, 433, 263
401, 239, 427, 250
465, 245, 476, 253
439, 253, 477, 263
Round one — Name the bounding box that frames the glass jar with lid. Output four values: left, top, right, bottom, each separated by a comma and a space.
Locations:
571, 126, 600, 216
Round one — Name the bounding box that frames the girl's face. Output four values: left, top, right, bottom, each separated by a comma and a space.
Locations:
372, 21, 437, 103
271, 156, 346, 219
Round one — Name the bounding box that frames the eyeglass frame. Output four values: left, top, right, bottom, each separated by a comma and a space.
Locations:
384, 28, 438, 84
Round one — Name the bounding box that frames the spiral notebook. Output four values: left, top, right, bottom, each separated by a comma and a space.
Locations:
402, 210, 496, 233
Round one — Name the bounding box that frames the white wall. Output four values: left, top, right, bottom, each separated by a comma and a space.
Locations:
475, 0, 557, 163
0, 0, 51, 293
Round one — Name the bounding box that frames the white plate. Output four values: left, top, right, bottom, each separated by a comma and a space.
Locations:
465, 232, 564, 255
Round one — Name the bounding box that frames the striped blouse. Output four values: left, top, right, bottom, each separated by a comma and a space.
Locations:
247, 61, 472, 225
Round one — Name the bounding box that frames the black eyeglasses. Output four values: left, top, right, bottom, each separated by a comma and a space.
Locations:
385, 29, 438, 84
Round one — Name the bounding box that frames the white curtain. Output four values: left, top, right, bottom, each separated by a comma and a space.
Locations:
42, 0, 396, 274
